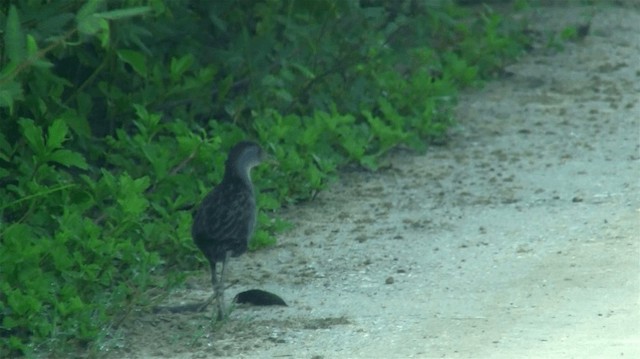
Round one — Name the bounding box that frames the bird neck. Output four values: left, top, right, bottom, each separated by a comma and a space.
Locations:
223, 163, 254, 190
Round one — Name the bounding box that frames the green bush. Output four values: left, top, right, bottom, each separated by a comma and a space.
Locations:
0, 0, 529, 355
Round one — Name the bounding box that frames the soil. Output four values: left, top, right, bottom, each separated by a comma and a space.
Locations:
104, 3, 640, 358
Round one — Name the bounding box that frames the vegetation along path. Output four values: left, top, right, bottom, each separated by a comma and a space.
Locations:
112, 4, 639, 358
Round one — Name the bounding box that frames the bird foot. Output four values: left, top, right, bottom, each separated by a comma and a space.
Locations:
216, 309, 225, 321
196, 293, 216, 312
215, 294, 227, 321
196, 302, 209, 312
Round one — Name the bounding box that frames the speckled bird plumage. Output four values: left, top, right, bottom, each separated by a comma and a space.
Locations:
192, 171, 256, 261
191, 141, 265, 319
192, 141, 263, 257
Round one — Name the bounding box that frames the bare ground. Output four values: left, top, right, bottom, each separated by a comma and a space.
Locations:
105, 4, 640, 359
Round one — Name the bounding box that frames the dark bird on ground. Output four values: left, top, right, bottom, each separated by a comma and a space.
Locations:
192, 141, 266, 320
234, 289, 287, 306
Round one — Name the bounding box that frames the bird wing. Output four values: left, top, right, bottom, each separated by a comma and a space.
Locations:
192, 182, 254, 260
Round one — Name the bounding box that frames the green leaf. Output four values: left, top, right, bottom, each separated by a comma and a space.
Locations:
359, 155, 378, 170
8, 335, 26, 351
50, 245, 72, 271
216, 74, 234, 102
117, 49, 147, 77
3, 315, 19, 330
18, 118, 46, 157
117, 174, 150, 216
46, 119, 68, 150
5, 5, 26, 62
63, 109, 92, 138
170, 54, 194, 82
291, 63, 315, 79
7, 289, 42, 316
0, 132, 12, 162
95, 7, 151, 20
49, 149, 89, 170
250, 230, 276, 249
26, 35, 53, 68
76, 0, 103, 22
0, 78, 23, 110
78, 16, 108, 37
77, 0, 108, 36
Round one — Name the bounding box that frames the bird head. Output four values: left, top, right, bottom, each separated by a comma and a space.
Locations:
225, 141, 267, 181
230, 141, 264, 165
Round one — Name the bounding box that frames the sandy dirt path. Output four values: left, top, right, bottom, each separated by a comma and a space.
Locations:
112, 4, 640, 359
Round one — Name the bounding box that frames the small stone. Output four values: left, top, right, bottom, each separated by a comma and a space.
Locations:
385, 276, 394, 285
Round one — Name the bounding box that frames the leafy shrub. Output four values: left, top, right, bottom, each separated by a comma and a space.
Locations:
0, 0, 529, 355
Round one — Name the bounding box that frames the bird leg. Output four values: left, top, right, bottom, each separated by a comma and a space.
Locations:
197, 260, 218, 312
197, 252, 232, 320
215, 251, 231, 320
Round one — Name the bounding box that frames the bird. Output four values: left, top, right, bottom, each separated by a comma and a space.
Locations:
191, 141, 266, 320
